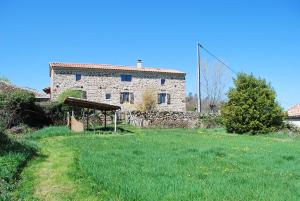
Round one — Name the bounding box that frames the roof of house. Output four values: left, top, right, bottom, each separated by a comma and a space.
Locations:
0, 81, 50, 99
287, 104, 300, 118
49, 62, 185, 75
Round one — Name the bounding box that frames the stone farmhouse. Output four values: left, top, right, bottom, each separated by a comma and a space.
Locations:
49, 60, 186, 111
287, 104, 300, 127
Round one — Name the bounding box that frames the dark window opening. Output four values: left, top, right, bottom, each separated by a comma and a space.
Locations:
121, 74, 132, 82
158, 93, 171, 104
161, 79, 165, 85
120, 92, 134, 104
120, 92, 130, 103
75, 74, 81, 81
105, 93, 111, 100
158, 93, 166, 104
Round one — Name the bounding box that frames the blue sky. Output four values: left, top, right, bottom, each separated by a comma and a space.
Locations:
0, 0, 299, 109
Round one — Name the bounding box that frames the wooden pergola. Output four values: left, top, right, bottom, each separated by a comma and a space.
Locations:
64, 97, 121, 132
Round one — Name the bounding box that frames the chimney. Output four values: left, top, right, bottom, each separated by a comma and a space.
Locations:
136, 59, 142, 68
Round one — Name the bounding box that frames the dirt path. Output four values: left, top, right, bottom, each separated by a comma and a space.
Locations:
17, 136, 99, 201
35, 137, 76, 200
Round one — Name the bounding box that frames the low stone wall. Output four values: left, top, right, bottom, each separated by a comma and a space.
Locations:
125, 111, 201, 128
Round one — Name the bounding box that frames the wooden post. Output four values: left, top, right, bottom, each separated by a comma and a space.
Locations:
93, 109, 96, 134
67, 111, 70, 128
114, 111, 117, 132
86, 110, 89, 130
104, 111, 107, 128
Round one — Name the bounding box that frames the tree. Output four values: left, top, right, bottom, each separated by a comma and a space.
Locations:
201, 60, 230, 113
186, 92, 198, 111
0, 90, 37, 128
137, 89, 157, 112
221, 73, 285, 134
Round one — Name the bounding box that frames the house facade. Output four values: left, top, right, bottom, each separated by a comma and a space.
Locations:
287, 104, 300, 127
49, 61, 186, 111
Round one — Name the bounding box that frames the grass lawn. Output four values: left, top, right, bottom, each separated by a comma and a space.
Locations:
0, 135, 36, 201
13, 126, 300, 201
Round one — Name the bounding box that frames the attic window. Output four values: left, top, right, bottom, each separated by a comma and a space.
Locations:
75, 74, 81, 81
121, 74, 132, 82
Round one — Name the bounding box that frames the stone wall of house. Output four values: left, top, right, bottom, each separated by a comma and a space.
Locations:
286, 119, 300, 128
50, 67, 186, 111
124, 111, 201, 128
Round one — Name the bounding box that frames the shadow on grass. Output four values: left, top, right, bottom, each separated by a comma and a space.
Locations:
86, 126, 134, 134
0, 134, 41, 200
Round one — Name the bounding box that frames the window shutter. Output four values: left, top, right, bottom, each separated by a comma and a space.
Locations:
120, 93, 124, 104
167, 94, 171, 104
130, 93, 134, 104
157, 94, 161, 104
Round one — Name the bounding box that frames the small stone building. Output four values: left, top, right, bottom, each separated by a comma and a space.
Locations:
49, 60, 186, 111
287, 104, 300, 127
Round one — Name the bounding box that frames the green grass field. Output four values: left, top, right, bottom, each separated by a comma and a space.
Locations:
12, 126, 300, 201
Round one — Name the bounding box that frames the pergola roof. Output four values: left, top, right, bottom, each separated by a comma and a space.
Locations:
64, 97, 121, 111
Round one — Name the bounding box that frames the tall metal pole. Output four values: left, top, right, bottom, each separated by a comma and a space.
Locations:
197, 43, 202, 113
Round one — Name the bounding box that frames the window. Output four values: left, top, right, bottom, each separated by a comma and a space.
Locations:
120, 92, 134, 104
75, 74, 81, 81
158, 93, 166, 104
105, 93, 111, 100
121, 74, 132, 82
161, 79, 165, 85
158, 93, 171, 104
120, 92, 129, 103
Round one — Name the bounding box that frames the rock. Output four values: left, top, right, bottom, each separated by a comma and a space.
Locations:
9, 125, 26, 134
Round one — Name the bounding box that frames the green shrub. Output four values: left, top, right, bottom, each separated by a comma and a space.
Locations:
0, 90, 49, 128
137, 89, 157, 112
57, 89, 85, 115
38, 101, 66, 125
57, 89, 84, 103
0, 90, 35, 128
199, 114, 224, 129
221, 73, 285, 134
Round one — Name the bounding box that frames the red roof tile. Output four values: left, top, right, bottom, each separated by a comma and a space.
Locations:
49, 62, 185, 75
287, 104, 300, 117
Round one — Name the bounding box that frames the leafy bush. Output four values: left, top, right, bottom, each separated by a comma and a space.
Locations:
199, 114, 224, 129
0, 90, 35, 128
37, 101, 66, 125
137, 89, 157, 112
221, 73, 285, 134
0, 90, 49, 128
57, 89, 84, 103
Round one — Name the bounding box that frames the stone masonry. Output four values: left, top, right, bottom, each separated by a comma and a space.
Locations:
49, 62, 186, 111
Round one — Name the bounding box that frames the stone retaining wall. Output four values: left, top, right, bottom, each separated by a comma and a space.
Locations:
125, 111, 202, 128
